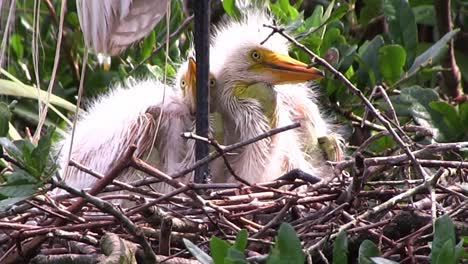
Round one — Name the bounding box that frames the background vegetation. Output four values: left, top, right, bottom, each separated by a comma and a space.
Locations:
0, 0, 466, 263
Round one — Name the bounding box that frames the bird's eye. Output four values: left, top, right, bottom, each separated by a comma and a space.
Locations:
251, 50, 261, 61
180, 79, 187, 88
209, 78, 216, 87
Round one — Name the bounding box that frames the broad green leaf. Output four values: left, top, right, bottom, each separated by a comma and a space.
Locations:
267, 223, 304, 264
140, 31, 155, 60
222, 0, 241, 19
356, 35, 385, 86
412, 5, 435, 25
183, 238, 212, 264
31, 127, 55, 176
433, 240, 455, 264
358, 240, 380, 264
233, 229, 248, 252
460, 103, 468, 136
378, 44, 406, 84
359, 0, 384, 25
9, 34, 24, 59
454, 239, 465, 260
226, 248, 247, 264
383, 0, 418, 67
431, 215, 456, 264
370, 257, 399, 264
2, 168, 38, 184
0, 79, 76, 112
0, 197, 29, 211
429, 102, 461, 134
390, 86, 455, 141
407, 29, 460, 76
0, 183, 38, 197
0, 102, 11, 137
210, 236, 230, 264
333, 231, 348, 264
0, 138, 24, 163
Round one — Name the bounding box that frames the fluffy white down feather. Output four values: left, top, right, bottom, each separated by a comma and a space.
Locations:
55, 78, 195, 195
210, 11, 344, 183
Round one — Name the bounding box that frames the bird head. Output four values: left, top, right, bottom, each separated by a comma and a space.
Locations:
211, 11, 324, 97
177, 57, 217, 115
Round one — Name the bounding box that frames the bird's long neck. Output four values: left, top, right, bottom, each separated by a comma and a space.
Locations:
219, 81, 277, 183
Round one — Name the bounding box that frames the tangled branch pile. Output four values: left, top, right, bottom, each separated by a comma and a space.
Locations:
0, 134, 467, 263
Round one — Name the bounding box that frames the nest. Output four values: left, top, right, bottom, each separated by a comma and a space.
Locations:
0, 133, 467, 264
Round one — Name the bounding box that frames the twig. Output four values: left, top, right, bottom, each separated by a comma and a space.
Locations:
183, 132, 250, 185
434, 0, 462, 98
127, 123, 301, 188
53, 180, 157, 263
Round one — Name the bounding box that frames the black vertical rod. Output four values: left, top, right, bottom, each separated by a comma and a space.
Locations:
193, 0, 210, 183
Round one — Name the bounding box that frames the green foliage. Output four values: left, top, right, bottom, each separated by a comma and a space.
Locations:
185, 223, 303, 264
0, 127, 56, 210
329, 216, 465, 264
431, 215, 464, 264
332, 231, 348, 264
358, 240, 380, 264
267, 223, 305, 264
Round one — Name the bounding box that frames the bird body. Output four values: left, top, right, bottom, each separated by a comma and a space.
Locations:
55, 59, 200, 195
210, 11, 343, 184
76, 0, 169, 56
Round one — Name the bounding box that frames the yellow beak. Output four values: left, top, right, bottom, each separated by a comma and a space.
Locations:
261, 51, 324, 84
186, 57, 197, 114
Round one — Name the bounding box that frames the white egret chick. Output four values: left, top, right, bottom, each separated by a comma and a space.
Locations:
211, 11, 344, 183
55, 57, 204, 195
210, 11, 336, 184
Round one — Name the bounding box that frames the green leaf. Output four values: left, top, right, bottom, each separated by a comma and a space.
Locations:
359, 0, 384, 26
183, 238, 212, 264
378, 44, 406, 84
454, 239, 465, 261
210, 236, 230, 264
0, 79, 76, 112
383, 0, 418, 67
407, 29, 460, 76
358, 240, 380, 264
459, 102, 468, 128
370, 257, 399, 264
233, 229, 248, 252
0, 138, 24, 164
9, 34, 24, 59
0, 197, 30, 211
431, 215, 456, 264
222, 0, 241, 19
31, 127, 55, 176
356, 35, 385, 86
333, 231, 348, 264
412, 5, 435, 25
390, 86, 455, 141
429, 102, 461, 133
226, 248, 247, 263
267, 223, 304, 264
0, 102, 11, 137
434, 240, 456, 264
140, 31, 155, 60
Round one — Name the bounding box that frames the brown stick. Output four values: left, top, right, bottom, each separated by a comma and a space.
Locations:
434, 0, 463, 98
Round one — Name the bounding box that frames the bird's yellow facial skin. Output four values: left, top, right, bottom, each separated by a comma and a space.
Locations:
180, 58, 197, 114
249, 47, 324, 84
233, 82, 277, 127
